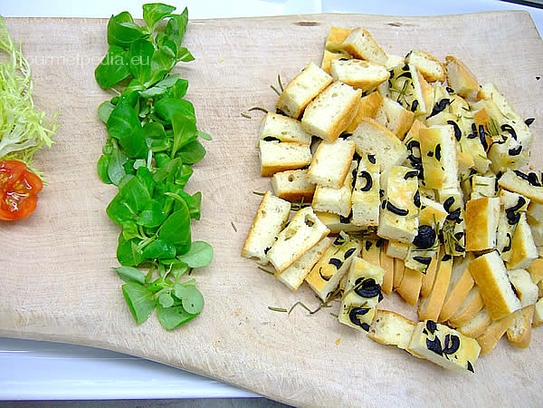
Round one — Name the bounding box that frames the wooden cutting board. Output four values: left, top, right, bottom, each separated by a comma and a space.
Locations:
1, 11, 543, 407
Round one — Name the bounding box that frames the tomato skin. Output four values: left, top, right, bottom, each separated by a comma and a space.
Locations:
0, 160, 43, 221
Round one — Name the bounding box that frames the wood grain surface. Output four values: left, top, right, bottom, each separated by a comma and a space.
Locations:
1, 11, 543, 407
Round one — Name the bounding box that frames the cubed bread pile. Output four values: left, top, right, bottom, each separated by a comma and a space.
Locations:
242, 26, 543, 373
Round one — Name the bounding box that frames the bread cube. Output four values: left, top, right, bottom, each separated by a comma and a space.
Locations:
437, 188, 466, 256
275, 237, 332, 292
530, 222, 543, 248
307, 138, 356, 188
271, 169, 315, 204
498, 169, 543, 204
420, 196, 448, 227
404, 197, 446, 273
330, 58, 390, 92
506, 305, 535, 349
324, 26, 352, 52
321, 49, 350, 75
351, 153, 380, 227
465, 196, 500, 252
507, 214, 538, 270
407, 320, 481, 373
405, 48, 446, 82
301, 81, 362, 143
457, 308, 491, 339
338, 256, 385, 332
258, 140, 312, 177
476, 313, 515, 355
497, 190, 530, 261
385, 239, 409, 260
488, 135, 528, 174
305, 233, 361, 301
350, 117, 407, 173
508, 269, 539, 307
276, 61, 333, 119
315, 211, 363, 234
267, 206, 330, 273
470, 174, 497, 199
439, 256, 475, 322
374, 97, 415, 140
527, 201, 543, 224
258, 113, 312, 145
419, 124, 458, 191
345, 91, 383, 133
445, 56, 479, 100
388, 63, 433, 117
424, 85, 454, 128
241, 191, 291, 265
456, 126, 491, 175
468, 251, 522, 320
478, 82, 534, 150
340, 27, 388, 65
368, 309, 416, 351
377, 165, 420, 244
312, 161, 357, 217
418, 252, 453, 322
360, 238, 382, 266
526, 257, 543, 285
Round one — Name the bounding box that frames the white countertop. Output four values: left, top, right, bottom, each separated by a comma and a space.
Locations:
1, 0, 542, 401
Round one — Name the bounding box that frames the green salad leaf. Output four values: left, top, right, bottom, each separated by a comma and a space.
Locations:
96, 4, 213, 330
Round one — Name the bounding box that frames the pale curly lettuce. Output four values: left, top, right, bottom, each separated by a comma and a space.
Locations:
0, 16, 57, 177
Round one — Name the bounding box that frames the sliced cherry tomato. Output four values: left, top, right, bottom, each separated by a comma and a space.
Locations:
0, 160, 43, 221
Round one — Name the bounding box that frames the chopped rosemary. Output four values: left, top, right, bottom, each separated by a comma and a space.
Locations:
270, 74, 284, 95
258, 266, 275, 275
486, 117, 501, 137
290, 197, 310, 211
241, 106, 268, 119
248, 106, 269, 113
288, 301, 318, 315
268, 306, 288, 313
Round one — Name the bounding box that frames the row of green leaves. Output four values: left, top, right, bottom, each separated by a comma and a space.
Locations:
94, 3, 213, 330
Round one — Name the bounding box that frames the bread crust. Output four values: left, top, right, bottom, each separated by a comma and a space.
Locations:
439, 256, 475, 322
241, 191, 291, 265
465, 197, 500, 252
271, 169, 315, 203
445, 55, 479, 100
468, 251, 522, 320
476, 313, 515, 355
259, 140, 312, 177
418, 253, 453, 321
406, 48, 446, 83
340, 27, 389, 65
